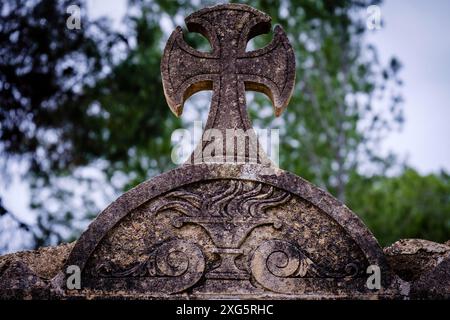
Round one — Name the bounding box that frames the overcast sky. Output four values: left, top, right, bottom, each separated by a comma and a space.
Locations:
1, 0, 449, 232
368, 0, 450, 173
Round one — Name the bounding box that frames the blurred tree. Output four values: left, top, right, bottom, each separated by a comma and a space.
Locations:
346, 168, 450, 246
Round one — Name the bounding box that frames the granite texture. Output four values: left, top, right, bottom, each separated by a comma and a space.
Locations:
384, 239, 450, 298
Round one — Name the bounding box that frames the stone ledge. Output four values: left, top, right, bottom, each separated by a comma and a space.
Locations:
1, 239, 448, 299
384, 239, 450, 299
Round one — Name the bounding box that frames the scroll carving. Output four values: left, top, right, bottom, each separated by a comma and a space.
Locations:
92, 239, 205, 294
250, 240, 362, 294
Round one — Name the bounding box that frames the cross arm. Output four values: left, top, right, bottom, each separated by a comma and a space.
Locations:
236, 25, 296, 116
161, 26, 220, 116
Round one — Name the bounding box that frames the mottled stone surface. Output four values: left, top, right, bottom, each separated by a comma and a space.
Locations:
0, 243, 74, 299
0, 4, 448, 300
0, 242, 74, 280
384, 239, 450, 298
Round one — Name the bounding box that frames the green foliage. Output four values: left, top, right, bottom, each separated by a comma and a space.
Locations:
0, 0, 113, 175
347, 169, 450, 246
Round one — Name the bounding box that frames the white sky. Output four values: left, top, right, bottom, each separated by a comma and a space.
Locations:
368, 0, 450, 173
1, 0, 449, 243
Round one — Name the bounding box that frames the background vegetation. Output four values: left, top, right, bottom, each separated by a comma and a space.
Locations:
0, 0, 448, 252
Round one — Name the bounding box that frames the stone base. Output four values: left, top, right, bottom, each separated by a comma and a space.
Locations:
1, 239, 448, 299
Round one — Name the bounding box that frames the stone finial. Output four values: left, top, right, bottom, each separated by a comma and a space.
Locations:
161, 3, 295, 164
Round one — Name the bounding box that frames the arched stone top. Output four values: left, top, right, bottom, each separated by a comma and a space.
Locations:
56, 163, 392, 298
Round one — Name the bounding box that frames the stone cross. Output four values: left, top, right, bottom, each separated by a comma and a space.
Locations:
161, 4, 295, 164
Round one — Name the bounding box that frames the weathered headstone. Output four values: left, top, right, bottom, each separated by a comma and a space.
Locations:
0, 3, 448, 300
